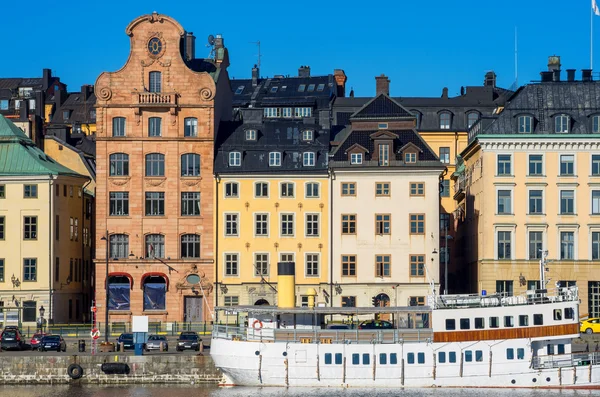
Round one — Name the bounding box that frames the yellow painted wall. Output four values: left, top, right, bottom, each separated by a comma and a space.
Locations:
45, 138, 96, 195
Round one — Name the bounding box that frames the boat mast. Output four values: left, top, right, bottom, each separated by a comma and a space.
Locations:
539, 249, 548, 289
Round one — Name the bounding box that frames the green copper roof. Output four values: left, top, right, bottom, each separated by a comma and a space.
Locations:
0, 115, 85, 177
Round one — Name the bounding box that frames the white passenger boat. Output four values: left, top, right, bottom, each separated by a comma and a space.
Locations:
210, 261, 600, 388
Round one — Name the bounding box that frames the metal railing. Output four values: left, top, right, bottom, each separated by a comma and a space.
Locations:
533, 352, 600, 369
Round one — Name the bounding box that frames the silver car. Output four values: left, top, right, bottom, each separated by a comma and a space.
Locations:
145, 335, 169, 352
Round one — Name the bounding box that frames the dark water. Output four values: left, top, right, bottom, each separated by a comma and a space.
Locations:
0, 386, 598, 397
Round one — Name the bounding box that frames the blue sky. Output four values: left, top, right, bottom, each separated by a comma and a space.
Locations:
2, 0, 598, 96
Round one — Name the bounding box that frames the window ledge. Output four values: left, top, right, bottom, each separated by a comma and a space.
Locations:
109, 215, 131, 218
558, 213, 577, 216
495, 175, 514, 177
527, 174, 546, 177
557, 175, 577, 178
109, 311, 132, 315
496, 213, 515, 216
142, 310, 168, 315
527, 213, 546, 216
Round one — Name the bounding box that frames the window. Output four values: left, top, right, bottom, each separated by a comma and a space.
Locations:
145, 153, 165, 176
317, 83, 325, 92
489, 317, 500, 328
410, 255, 425, 277
324, 353, 332, 365
506, 348, 515, 360
410, 296, 426, 306
306, 182, 319, 198
145, 192, 165, 216
497, 190, 511, 214
440, 213, 450, 231
225, 182, 239, 198
229, 152, 241, 167
270, 86, 279, 93
145, 234, 165, 258
560, 190, 575, 214
109, 192, 129, 216
439, 147, 450, 164
565, 308, 575, 319
407, 353, 415, 364
529, 231, 543, 259
306, 253, 319, 276
475, 318, 484, 329
181, 192, 200, 216
181, 234, 200, 258
109, 153, 129, 176
306, 214, 319, 236
0, 99, 7, 110
379, 353, 387, 365
63, 110, 70, 121
517, 348, 525, 360
245, 129, 257, 141
0, 184, 4, 198
225, 214, 238, 236
555, 115, 569, 133
148, 117, 161, 137
593, 191, 600, 214
497, 154, 511, 175
440, 180, 450, 197
405, 152, 416, 163
281, 214, 294, 236
504, 315, 514, 327
527, 190, 543, 214
350, 153, 363, 164
223, 296, 239, 306
409, 214, 425, 234
418, 353, 425, 364
295, 107, 312, 117
560, 231, 575, 259
497, 231, 512, 259
303, 152, 315, 166
255, 182, 268, 197
184, 117, 198, 137
593, 155, 600, 175
342, 214, 356, 234
460, 318, 470, 330
375, 255, 391, 277
375, 214, 391, 234
269, 152, 281, 167
341, 182, 356, 196
449, 352, 457, 363
593, 232, 600, 259
254, 253, 269, 276
70, 217, 74, 240
107, 275, 130, 310
439, 112, 451, 129
181, 154, 200, 177
109, 234, 129, 258
306, 84, 315, 92
379, 144, 390, 166
465, 351, 473, 362
74, 218, 78, 241
24, 216, 37, 240
335, 353, 343, 365
0, 258, 4, 282
302, 130, 313, 141
376, 182, 390, 196
255, 214, 268, 236
23, 258, 37, 281
234, 86, 244, 95
410, 182, 425, 196
560, 155, 575, 176
223, 253, 238, 276
149, 71, 161, 92
529, 154, 543, 176
533, 314, 544, 325
467, 113, 479, 128
446, 319, 456, 330
280, 253, 294, 263
519, 315, 529, 326
24, 184, 37, 198
282, 108, 292, 118
0, 216, 4, 240
264, 108, 281, 118
280, 182, 294, 198
342, 255, 356, 276
496, 280, 514, 296
113, 117, 126, 137
518, 115, 532, 133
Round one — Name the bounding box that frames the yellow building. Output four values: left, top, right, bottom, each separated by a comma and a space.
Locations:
455, 70, 600, 317
0, 115, 90, 328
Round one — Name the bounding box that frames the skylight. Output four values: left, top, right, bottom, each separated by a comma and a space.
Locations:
316, 84, 325, 92
270, 86, 278, 93
298, 84, 306, 92
235, 86, 245, 95
281, 86, 287, 91
307, 84, 315, 92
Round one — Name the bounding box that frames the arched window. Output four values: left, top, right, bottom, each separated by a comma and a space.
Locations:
254, 299, 270, 306
145, 153, 165, 176
107, 275, 131, 311
112, 117, 126, 137
145, 234, 165, 258
375, 293, 391, 307
109, 153, 129, 176
181, 153, 200, 177
149, 71, 162, 93
184, 117, 198, 137
439, 113, 451, 130
148, 117, 162, 137
109, 234, 129, 259
467, 112, 479, 128
181, 234, 200, 258
142, 275, 167, 311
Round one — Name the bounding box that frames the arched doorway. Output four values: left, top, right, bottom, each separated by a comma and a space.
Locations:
142, 275, 167, 311
107, 275, 132, 311
375, 293, 391, 320
254, 299, 270, 306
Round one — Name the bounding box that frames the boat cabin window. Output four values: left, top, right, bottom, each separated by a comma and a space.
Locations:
418, 352, 425, 364
534, 314, 544, 325
474, 317, 484, 329
517, 348, 525, 359
506, 348, 514, 360
449, 352, 457, 363
558, 344, 565, 354
553, 309, 562, 321
445, 319, 456, 330
519, 315, 529, 326
335, 353, 343, 364
390, 353, 398, 364
407, 353, 415, 364
504, 316, 514, 328
547, 345, 554, 355
476, 350, 484, 362
325, 353, 332, 364
465, 350, 473, 362
363, 353, 370, 365
460, 318, 470, 330
352, 353, 359, 365
489, 317, 500, 328
438, 352, 446, 363
379, 353, 387, 365
565, 308, 574, 319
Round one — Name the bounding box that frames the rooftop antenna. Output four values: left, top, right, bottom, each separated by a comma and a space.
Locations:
514, 26, 518, 87
250, 41, 261, 69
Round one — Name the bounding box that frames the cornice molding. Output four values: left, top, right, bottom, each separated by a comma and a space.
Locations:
480, 139, 600, 152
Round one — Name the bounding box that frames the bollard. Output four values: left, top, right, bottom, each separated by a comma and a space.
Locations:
119, 342, 124, 352
160, 342, 164, 352
200, 343, 204, 353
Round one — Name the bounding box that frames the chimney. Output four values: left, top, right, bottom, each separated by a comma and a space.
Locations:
484, 71, 496, 87
375, 74, 390, 96
441, 87, 448, 99
252, 64, 259, 87
540, 71, 553, 82
547, 55, 561, 71
81, 85, 93, 101
183, 31, 196, 61
42, 68, 52, 90
552, 69, 561, 82
298, 66, 311, 78
582, 69, 593, 82
566, 69, 576, 82
333, 69, 347, 97
349, 87, 354, 97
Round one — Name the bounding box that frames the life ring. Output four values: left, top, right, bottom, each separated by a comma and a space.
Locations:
90, 328, 100, 340
252, 320, 263, 331
67, 364, 84, 380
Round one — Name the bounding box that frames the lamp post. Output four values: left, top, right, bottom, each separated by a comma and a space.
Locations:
433, 224, 453, 295
39, 305, 45, 333
100, 230, 109, 343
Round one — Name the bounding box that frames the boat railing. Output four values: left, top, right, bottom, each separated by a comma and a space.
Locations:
212, 324, 433, 344
532, 351, 600, 369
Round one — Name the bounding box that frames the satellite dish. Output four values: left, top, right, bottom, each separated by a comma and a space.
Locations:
208, 35, 215, 46
186, 274, 201, 285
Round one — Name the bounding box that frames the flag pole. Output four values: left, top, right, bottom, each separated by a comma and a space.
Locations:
592, 1, 594, 69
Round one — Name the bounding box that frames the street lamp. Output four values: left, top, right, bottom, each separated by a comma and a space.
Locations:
433, 224, 453, 295
39, 305, 45, 333
100, 230, 109, 343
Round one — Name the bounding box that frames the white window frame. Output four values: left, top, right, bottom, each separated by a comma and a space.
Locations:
592, 189, 600, 215
557, 226, 578, 260
496, 187, 513, 215
254, 213, 269, 237
229, 152, 241, 167
305, 213, 320, 237
494, 226, 516, 260
559, 154, 576, 176
224, 213, 240, 237
223, 252, 240, 277
518, 115, 533, 133
224, 181, 239, 198
350, 153, 363, 164
295, 107, 312, 118
280, 213, 295, 237
253, 252, 270, 277
269, 152, 281, 167
496, 153, 512, 176
305, 182, 320, 198
525, 226, 546, 260
559, 188, 576, 215
245, 129, 257, 141
528, 154, 545, 176
264, 108, 281, 118
280, 252, 295, 263
527, 187, 545, 215
302, 130, 314, 141
439, 112, 451, 129
591, 154, 600, 176
589, 227, 600, 260
303, 152, 315, 166
405, 152, 416, 163
254, 182, 269, 198
555, 115, 570, 133
280, 182, 295, 198
282, 108, 292, 118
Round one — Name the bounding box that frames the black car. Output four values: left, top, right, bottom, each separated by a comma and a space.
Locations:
39, 335, 66, 352
176, 331, 201, 351
0, 328, 25, 351
358, 320, 394, 330
116, 333, 135, 351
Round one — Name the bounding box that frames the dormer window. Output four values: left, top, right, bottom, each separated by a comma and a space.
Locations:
518, 116, 533, 133
264, 108, 281, 118
378, 123, 388, 129
405, 153, 417, 163
270, 86, 278, 93
302, 130, 314, 141
235, 86, 245, 95
269, 152, 281, 167
281, 86, 287, 91
351, 153, 363, 164
378, 144, 390, 166
555, 115, 569, 133
593, 115, 600, 133
303, 152, 315, 166
298, 84, 306, 92
229, 152, 241, 167
307, 84, 315, 92
245, 130, 257, 141
317, 84, 325, 91
440, 112, 451, 129
282, 108, 292, 118
467, 112, 479, 128
63, 110, 70, 121
295, 107, 312, 118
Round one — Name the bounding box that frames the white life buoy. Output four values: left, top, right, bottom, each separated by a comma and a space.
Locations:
252, 320, 263, 331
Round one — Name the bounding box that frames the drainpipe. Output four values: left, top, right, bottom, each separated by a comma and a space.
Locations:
81, 178, 91, 321
329, 169, 334, 308
48, 174, 54, 325
215, 174, 220, 323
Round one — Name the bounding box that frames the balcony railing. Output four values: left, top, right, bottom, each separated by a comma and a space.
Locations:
136, 92, 177, 106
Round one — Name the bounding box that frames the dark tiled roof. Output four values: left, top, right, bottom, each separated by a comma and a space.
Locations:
49, 91, 97, 125
351, 94, 413, 120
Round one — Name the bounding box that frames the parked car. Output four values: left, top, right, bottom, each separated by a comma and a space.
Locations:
358, 320, 394, 330
327, 324, 351, 330
580, 318, 600, 334
145, 335, 168, 351
176, 331, 201, 351
39, 335, 66, 352
30, 333, 47, 349
1, 327, 25, 351
116, 333, 135, 351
